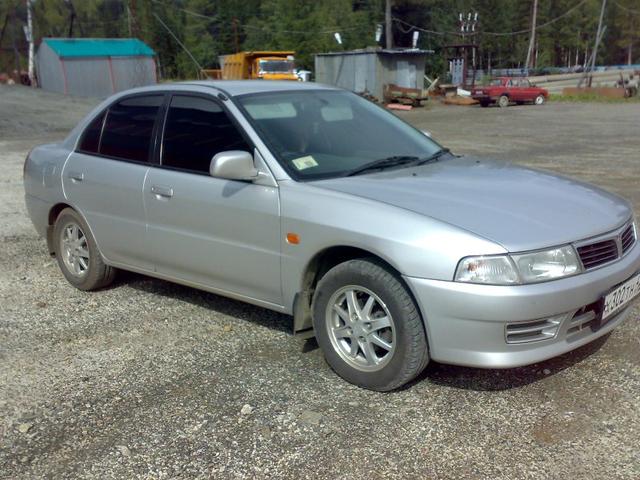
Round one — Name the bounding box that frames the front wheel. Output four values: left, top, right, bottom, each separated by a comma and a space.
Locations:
498, 95, 510, 108
534, 94, 545, 105
312, 258, 429, 391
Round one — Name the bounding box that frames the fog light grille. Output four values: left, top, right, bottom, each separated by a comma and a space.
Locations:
505, 316, 564, 344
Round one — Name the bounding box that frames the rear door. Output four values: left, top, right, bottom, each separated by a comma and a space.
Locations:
62, 94, 164, 270
144, 94, 282, 304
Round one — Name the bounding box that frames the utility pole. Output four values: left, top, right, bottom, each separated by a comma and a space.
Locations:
385, 0, 392, 49
128, 0, 139, 38
25, 0, 35, 86
126, 5, 132, 37
525, 0, 538, 72
232, 18, 239, 53
588, 0, 607, 86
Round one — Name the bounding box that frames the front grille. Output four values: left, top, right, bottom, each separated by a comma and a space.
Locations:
505, 316, 562, 344
577, 239, 618, 270
621, 224, 636, 254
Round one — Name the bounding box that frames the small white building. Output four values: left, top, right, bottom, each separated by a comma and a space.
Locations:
37, 38, 157, 97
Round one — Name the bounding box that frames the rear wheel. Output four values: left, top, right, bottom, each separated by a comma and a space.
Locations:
498, 95, 510, 108
534, 94, 545, 105
53, 208, 116, 291
312, 258, 429, 391
480, 101, 490, 108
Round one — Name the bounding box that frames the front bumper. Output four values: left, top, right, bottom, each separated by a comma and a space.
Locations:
404, 242, 640, 368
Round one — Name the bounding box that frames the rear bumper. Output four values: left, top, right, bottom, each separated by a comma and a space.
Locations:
404, 242, 640, 368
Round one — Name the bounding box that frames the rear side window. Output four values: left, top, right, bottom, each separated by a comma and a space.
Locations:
100, 95, 163, 162
161, 95, 251, 173
78, 111, 105, 154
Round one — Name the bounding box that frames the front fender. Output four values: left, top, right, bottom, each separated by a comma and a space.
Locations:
278, 181, 505, 314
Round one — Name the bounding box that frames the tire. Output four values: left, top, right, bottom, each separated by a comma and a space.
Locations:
480, 101, 490, 108
498, 95, 510, 108
312, 258, 429, 391
534, 94, 545, 105
53, 208, 116, 291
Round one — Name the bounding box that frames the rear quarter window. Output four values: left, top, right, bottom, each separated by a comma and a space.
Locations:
78, 111, 106, 154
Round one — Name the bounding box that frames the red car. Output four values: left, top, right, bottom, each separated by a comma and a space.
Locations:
471, 77, 548, 108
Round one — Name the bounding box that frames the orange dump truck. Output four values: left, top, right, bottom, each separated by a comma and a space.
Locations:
218, 51, 297, 81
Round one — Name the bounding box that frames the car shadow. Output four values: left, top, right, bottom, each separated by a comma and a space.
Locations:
403, 333, 611, 392
118, 271, 292, 334
113, 271, 612, 392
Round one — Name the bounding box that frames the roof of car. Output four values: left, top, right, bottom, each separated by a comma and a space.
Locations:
183, 80, 340, 97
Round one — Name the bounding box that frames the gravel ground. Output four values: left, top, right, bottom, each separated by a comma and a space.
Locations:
1, 85, 639, 479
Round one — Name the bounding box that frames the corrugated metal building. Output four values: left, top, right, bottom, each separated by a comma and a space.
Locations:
37, 38, 157, 97
314, 47, 431, 101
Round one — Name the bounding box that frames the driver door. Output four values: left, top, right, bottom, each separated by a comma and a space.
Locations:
144, 94, 282, 305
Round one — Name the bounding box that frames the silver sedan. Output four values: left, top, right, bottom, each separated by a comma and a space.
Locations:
24, 81, 640, 390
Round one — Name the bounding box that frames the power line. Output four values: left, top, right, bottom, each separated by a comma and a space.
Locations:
241, 22, 370, 35
150, 0, 219, 21
613, 1, 640, 14
153, 12, 204, 76
393, 0, 589, 37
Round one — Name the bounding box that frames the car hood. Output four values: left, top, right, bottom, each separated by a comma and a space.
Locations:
312, 156, 632, 252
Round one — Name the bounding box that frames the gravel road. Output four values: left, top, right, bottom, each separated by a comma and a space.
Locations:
1, 85, 639, 479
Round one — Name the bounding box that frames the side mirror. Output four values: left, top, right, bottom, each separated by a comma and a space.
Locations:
209, 150, 258, 181
421, 130, 432, 138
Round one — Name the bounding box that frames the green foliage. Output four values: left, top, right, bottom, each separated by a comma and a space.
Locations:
1, 0, 638, 79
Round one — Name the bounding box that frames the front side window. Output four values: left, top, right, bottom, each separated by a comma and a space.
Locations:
237, 90, 441, 180
100, 95, 163, 162
161, 95, 251, 173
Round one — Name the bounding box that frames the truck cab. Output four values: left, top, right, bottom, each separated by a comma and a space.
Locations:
219, 51, 298, 81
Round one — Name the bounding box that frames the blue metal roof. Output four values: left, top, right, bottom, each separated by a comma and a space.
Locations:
42, 38, 155, 58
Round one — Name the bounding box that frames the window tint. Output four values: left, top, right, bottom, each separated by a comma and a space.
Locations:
162, 95, 251, 173
78, 111, 105, 153
100, 95, 163, 162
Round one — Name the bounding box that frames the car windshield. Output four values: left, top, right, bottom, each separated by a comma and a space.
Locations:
237, 90, 442, 180
259, 60, 294, 73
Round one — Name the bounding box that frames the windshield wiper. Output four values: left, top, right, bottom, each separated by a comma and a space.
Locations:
415, 148, 451, 166
345, 156, 420, 177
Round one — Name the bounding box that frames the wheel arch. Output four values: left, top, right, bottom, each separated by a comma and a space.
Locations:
46, 202, 74, 255
46, 203, 103, 261
292, 245, 417, 335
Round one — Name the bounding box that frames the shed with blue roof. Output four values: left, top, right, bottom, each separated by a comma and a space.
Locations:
37, 38, 157, 97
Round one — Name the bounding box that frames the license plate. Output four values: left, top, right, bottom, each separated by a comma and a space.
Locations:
602, 273, 640, 321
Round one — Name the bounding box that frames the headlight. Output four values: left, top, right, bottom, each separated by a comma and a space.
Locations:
454, 255, 519, 285
511, 246, 581, 283
455, 245, 582, 285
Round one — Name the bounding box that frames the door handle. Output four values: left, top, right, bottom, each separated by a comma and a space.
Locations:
68, 171, 84, 182
151, 185, 174, 198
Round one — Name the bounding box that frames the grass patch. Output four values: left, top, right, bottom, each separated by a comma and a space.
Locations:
549, 92, 640, 103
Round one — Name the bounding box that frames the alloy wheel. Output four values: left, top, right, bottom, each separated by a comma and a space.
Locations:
61, 221, 90, 277
325, 285, 396, 372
